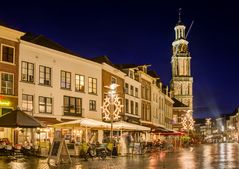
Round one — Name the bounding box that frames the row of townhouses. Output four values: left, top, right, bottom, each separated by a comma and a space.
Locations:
0, 14, 193, 143
195, 108, 239, 143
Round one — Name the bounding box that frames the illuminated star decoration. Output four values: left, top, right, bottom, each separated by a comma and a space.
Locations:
101, 93, 123, 121
181, 110, 195, 131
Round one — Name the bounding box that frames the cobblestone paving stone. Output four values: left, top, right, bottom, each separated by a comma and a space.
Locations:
1, 143, 239, 169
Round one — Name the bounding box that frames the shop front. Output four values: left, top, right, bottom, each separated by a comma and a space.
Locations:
0, 95, 17, 143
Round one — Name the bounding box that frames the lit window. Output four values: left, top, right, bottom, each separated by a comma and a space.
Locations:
39, 66, 51, 86
89, 100, 96, 111
129, 70, 134, 79
22, 94, 33, 112
63, 96, 82, 116
88, 77, 97, 94
75, 74, 84, 92
173, 115, 178, 124
61, 70, 71, 89
1, 73, 13, 95
21, 61, 34, 83
125, 83, 129, 94
39, 96, 52, 114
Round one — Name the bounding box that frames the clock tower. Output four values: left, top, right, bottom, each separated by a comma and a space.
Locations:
170, 9, 193, 111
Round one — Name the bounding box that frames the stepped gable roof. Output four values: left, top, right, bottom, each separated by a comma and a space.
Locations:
90, 55, 115, 67
172, 98, 188, 107
21, 32, 80, 56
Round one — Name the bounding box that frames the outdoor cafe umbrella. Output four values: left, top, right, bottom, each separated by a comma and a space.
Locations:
53, 118, 110, 129
0, 108, 45, 128
53, 118, 110, 142
113, 121, 150, 131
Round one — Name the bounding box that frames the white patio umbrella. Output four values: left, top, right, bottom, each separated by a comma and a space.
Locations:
113, 121, 150, 131
53, 118, 110, 129
53, 118, 111, 142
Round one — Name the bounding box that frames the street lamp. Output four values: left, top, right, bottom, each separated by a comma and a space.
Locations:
101, 84, 123, 142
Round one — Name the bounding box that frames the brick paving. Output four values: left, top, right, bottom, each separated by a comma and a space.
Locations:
1, 144, 239, 169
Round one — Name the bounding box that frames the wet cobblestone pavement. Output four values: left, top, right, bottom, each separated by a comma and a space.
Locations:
1, 143, 239, 169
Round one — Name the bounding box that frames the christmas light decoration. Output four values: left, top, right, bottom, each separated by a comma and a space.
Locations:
101, 84, 123, 142
181, 110, 195, 131
102, 92, 123, 121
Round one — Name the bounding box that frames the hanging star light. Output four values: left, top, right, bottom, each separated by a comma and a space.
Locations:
101, 89, 123, 121
181, 110, 195, 131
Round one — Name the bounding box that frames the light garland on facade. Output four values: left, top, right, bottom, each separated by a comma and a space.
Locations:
101, 84, 123, 121
181, 110, 195, 131
101, 84, 123, 142
102, 94, 122, 121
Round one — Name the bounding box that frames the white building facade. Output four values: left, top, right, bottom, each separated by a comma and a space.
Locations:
18, 39, 102, 123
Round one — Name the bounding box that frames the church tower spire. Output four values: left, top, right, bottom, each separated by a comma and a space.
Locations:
170, 9, 193, 110
178, 8, 182, 25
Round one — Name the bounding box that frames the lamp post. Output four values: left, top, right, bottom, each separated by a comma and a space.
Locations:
102, 84, 123, 142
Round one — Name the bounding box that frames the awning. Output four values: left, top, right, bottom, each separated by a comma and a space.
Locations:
35, 117, 62, 125
0, 108, 45, 128
112, 121, 151, 131
160, 131, 185, 136
52, 118, 110, 129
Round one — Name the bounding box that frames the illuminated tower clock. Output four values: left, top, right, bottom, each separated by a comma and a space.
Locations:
170, 9, 193, 110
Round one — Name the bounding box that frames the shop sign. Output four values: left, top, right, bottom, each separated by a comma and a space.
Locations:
0, 100, 10, 106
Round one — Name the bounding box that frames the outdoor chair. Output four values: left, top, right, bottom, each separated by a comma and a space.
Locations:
5, 145, 13, 156
0, 144, 6, 156
13, 144, 23, 157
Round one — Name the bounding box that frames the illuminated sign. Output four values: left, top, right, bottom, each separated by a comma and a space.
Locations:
0, 100, 10, 106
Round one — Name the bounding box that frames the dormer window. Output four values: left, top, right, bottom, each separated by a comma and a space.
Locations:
129, 70, 134, 79
142, 66, 147, 73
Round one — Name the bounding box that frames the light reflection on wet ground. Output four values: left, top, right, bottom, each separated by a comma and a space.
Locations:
1, 143, 239, 169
